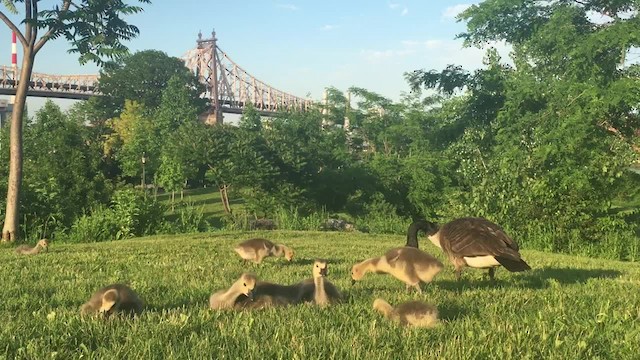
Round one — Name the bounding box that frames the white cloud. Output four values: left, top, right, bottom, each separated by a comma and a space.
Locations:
401, 7, 409, 16
276, 3, 298, 11
362, 38, 512, 69
442, 4, 471, 20
321, 24, 339, 31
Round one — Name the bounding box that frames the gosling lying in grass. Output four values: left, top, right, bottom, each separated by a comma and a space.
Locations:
234, 238, 294, 264
373, 298, 439, 328
15, 239, 49, 255
310, 259, 342, 307
80, 284, 144, 317
210, 273, 257, 310
351, 246, 443, 293
234, 278, 311, 309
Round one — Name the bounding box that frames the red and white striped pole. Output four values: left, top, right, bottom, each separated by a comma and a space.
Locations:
10, 31, 17, 104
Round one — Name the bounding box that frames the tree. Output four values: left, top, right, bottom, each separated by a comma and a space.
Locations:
97, 50, 204, 118
106, 100, 160, 182
1, 0, 149, 242
155, 74, 205, 137
22, 101, 109, 235
406, 0, 640, 254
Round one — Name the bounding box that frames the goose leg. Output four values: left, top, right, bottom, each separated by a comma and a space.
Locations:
488, 268, 496, 281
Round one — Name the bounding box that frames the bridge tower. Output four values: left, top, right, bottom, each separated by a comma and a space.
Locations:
196, 30, 223, 125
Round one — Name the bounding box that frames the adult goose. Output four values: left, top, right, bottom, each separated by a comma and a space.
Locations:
406, 217, 531, 280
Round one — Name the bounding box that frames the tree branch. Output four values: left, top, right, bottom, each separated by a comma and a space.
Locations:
601, 120, 640, 155
0, 11, 27, 47
34, 0, 72, 54
25, 0, 33, 45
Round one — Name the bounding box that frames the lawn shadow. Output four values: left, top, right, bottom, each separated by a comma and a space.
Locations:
433, 267, 623, 291
438, 302, 473, 322
433, 278, 506, 293
519, 267, 622, 289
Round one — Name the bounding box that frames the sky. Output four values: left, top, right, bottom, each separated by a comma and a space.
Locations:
0, 0, 510, 114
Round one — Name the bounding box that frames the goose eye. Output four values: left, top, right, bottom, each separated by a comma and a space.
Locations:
243, 283, 247, 287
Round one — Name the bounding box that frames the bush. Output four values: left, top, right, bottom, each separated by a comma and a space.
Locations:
66, 188, 166, 243
66, 206, 120, 243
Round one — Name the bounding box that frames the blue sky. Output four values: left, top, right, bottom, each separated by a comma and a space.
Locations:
0, 1, 508, 113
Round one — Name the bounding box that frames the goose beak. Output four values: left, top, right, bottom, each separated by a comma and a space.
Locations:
320, 268, 327, 276
247, 289, 255, 301
351, 279, 356, 286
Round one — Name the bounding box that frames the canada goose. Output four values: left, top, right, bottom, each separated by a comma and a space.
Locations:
372, 298, 439, 328
80, 284, 143, 317
210, 273, 257, 310
234, 238, 294, 264
406, 218, 531, 280
15, 239, 49, 255
311, 259, 342, 307
351, 247, 444, 293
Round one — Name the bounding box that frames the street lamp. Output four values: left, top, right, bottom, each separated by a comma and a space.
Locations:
141, 152, 147, 189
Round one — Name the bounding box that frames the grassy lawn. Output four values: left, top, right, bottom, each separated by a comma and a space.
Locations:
155, 187, 244, 227
1, 231, 639, 359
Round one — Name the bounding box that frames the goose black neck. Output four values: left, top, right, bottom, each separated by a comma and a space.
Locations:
406, 220, 438, 248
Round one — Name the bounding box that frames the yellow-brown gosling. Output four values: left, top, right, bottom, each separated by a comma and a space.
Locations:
15, 239, 49, 255
351, 247, 443, 293
311, 259, 342, 307
210, 273, 257, 310
406, 218, 531, 281
80, 284, 144, 317
234, 238, 294, 264
372, 298, 439, 328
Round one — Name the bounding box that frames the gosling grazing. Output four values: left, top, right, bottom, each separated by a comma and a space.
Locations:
210, 273, 257, 310
310, 259, 342, 307
351, 247, 443, 293
80, 284, 144, 317
372, 298, 439, 328
15, 239, 49, 255
406, 218, 531, 281
234, 238, 294, 264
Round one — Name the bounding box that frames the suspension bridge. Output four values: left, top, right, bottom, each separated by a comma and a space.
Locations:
0, 31, 314, 123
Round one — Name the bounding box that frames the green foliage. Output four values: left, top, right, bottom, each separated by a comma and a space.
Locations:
155, 74, 205, 137
96, 50, 204, 117
17, 101, 110, 237
66, 188, 165, 242
66, 206, 121, 243
34, 0, 150, 65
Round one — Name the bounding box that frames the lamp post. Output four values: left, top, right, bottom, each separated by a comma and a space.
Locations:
141, 152, 147, 189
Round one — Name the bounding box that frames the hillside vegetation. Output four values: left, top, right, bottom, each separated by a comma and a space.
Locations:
1, 231, 639, 359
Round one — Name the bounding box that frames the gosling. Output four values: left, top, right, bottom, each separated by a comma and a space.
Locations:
234, 238, 294, 264
406, 218, 531, 281
210, 273, 257, 310
80, 284, 144, 317
372, 298, 439, 328
310, 259, 342, 307
351, 247, 443, 293
235, 278, 311, 309
15, 239, 49, 255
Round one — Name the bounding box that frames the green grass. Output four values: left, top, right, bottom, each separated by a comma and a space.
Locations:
1, 231, 639, 359
156, 187, 244, 226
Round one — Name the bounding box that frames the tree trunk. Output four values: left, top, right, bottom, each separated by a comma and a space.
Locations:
219, 184, 231, 214
171, 191, 175, 212
2, 52, 34, 242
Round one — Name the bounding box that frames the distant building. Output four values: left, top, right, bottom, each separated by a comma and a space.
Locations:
0, 99, 14, 127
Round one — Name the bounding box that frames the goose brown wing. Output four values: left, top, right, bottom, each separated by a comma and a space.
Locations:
441, 218, 522, 260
